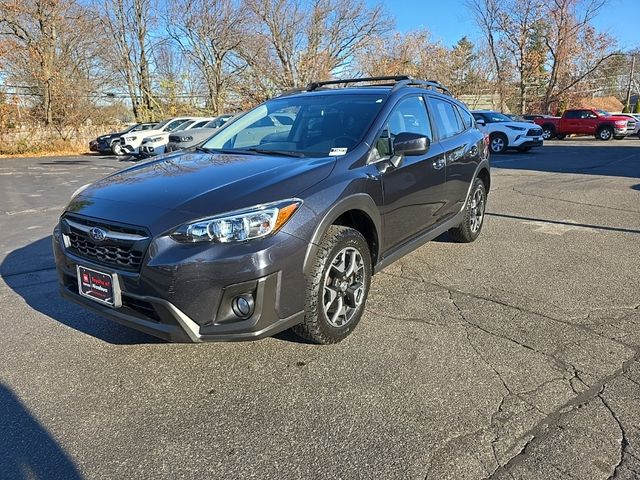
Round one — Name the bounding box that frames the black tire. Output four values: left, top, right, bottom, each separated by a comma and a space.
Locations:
292, 225, 372, 344
596, 126, 613, 141
489, 133, 508, 154
555, 133, 566, 140
517, 146, 531, 152
449, 178, 487, 243
541, 124, 556, 140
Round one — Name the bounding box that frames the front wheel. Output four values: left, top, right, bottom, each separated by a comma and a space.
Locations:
489, 133, 508, 154
293, 226, 372, 344
449, 178, 487, 243
111, 142, 125, 156
542, 125, 555, 140
597, 127, 613, 141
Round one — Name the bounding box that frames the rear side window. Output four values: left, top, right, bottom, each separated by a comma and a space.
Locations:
456, 105, 474, 129
564, 111, 580, 119
428, 97, 464, 140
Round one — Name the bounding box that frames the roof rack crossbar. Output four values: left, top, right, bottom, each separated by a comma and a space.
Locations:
306, 76, 412, 91
274, 75, 452, 98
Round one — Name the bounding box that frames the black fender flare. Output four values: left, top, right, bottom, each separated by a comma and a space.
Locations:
303, 193, 382, 275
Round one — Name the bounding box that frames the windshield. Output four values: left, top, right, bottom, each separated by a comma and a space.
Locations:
596, 110, 610, 116
201, 94, 387, 158
478, 112, 512, 123
204, 117, 230, 129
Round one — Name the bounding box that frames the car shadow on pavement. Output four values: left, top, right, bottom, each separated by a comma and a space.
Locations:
0, 236, 163, 345
0, 383, 83, 480
493, 144, 640, 178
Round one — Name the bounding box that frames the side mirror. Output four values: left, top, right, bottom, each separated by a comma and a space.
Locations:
476, 119, 486, 126
392, 132, 430, 157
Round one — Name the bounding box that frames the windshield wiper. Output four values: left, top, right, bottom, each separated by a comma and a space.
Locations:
240, 148, 306, 158
195, 146, 305, 158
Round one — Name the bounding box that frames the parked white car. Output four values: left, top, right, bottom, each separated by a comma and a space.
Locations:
138, 117, 216, 156
118, 117, 199, 155
472, 110, 544, 153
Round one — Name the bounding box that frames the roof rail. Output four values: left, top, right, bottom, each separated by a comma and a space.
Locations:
391, 78, 452, 96
275, 75, 452, 98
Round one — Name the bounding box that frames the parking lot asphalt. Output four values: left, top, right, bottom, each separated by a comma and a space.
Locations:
1, 138, 639, 479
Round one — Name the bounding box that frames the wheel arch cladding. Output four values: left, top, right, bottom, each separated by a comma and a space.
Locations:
477, 167, 490, 192
303, 194, 381, 275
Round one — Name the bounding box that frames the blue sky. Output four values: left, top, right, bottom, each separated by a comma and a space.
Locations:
370, 0, 639, 51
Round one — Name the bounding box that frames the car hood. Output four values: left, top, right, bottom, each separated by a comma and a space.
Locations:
602, 114, 632, 122
67, 150, 336, 234
169, 128, 217, 143
121, 128, 163, 140
506, 121, 538, 130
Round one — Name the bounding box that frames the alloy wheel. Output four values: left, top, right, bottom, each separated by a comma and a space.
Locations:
322, 247, 366, 328
469, 188, 485, 233
490, 137, 505, 153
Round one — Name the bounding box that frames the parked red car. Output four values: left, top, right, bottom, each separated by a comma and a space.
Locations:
533, 109, 636, 141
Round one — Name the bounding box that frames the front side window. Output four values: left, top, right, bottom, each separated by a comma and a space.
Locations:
429, 97, 464, 139
372, 96, 432, 159
202, 94, 386, 157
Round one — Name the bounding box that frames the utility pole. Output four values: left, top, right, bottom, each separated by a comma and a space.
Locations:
625, 54, 636, 110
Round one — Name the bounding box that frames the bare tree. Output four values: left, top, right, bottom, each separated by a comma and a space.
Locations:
166, 0, 246, 115
467, 0, 508, 110
0, 0, 104, 128
239, 0, 390, 101
495, 0, 546, 113
540, 0, 617, 112
96, 0, 157, 121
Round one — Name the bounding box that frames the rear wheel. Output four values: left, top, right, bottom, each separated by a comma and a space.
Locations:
293, 225, 372, 344
449, 178, 487, 243
489, 133, 508, 154
556, 133, 566, 140
597, 126, 613, 141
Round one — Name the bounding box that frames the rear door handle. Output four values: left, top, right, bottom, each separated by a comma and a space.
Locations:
433, 159, 446, 170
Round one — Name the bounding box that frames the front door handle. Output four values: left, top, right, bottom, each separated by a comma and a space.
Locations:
433, 159, 446, 170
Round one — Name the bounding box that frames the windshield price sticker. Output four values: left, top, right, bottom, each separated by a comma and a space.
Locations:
329, 148, 348, 156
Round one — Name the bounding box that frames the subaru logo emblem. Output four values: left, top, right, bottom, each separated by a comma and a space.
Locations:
89, 227, 107, 242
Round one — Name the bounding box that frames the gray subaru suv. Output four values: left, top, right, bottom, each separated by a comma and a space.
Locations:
53, 76, 490, 344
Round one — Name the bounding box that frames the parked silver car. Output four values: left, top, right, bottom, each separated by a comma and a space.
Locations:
164, 114, 237, 152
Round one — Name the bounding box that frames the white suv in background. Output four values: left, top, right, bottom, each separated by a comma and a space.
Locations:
138, 117, 216, 157
472, 110, 544, 153
118, 117, 199, 155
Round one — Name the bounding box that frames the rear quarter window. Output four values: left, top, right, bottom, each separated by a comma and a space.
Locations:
428, 97, 464, 140
456, 105, 474, 129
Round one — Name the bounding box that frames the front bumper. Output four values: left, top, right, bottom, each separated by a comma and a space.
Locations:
53, 223, 307, 342
139, 144, 165, 156
516, 139, 543, 148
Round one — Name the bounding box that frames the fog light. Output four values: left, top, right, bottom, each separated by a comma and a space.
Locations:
232, 295, 254, 319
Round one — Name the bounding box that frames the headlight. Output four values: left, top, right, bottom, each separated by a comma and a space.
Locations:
149, 136, 163, 142
171, 199, 302, 243
506, 125, 526, 131
126, 136, 137, 142
179, 136, 193, 142
615, 120, 626, 126
70, 183, 91, 199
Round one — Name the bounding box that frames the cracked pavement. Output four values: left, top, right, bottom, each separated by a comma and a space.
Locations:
1, 138, 639, 479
